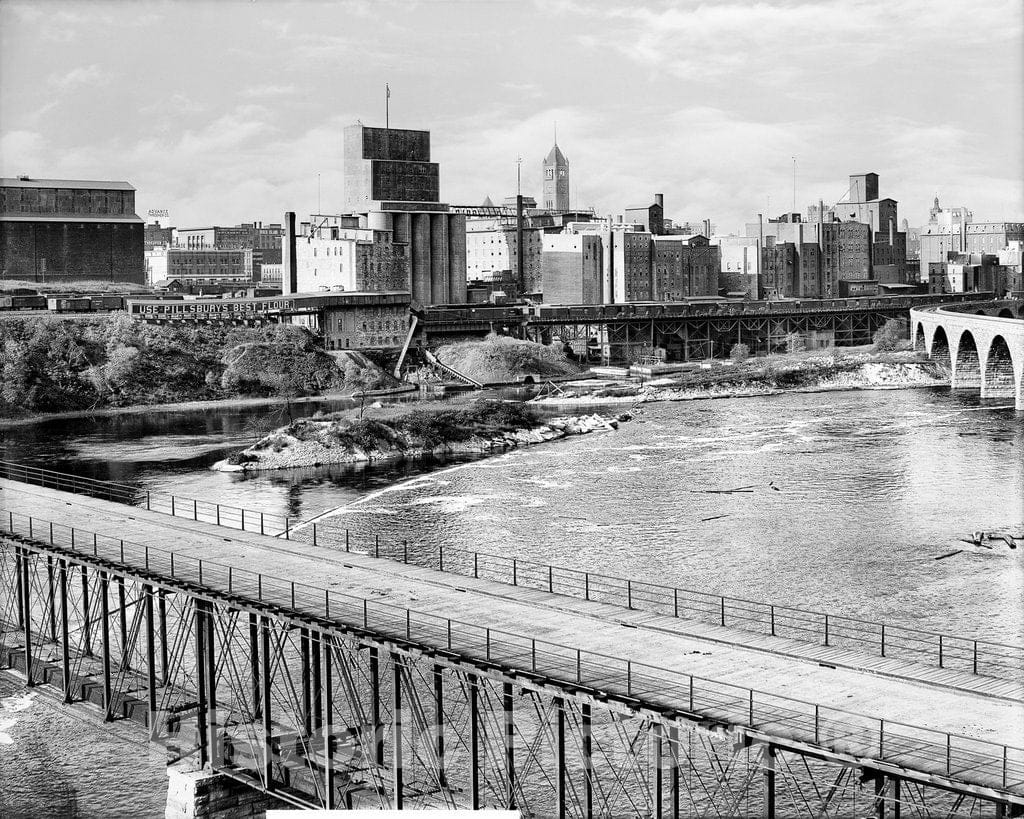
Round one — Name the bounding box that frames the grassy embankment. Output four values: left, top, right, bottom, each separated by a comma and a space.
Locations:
434, 334, 584, 383
0, 313, 391, 419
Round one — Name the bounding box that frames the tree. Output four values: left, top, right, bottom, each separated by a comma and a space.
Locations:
785, 332, 806, 354
729, 343, 750, 363
344, 359, 385, 418
873, 319, 906, 352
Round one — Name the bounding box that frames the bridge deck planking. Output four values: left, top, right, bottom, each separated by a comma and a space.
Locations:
3, 479, 1023, 754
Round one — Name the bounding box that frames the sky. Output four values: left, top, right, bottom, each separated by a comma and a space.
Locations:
1, 0, 1021, 234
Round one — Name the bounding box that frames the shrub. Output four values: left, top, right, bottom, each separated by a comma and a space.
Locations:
872, 319, 906, 352
785, 333, 806, 354
729, 343, 750, 363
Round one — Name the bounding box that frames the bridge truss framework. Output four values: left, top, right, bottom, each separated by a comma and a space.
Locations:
1, 515, 1022, 818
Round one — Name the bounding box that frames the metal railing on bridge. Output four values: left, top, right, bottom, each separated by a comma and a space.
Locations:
2, 459, 1022, 682
2, 506, 1022, 797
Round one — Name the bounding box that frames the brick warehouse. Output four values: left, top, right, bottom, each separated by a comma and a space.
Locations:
0, 177, 144, 284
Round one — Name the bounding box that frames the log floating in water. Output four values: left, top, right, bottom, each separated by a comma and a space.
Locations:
701, 514, 731, 522
935, 550, 963, 561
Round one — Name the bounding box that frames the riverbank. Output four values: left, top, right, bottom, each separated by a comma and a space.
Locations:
213, 401, 630, 471
529, 350, 948, 408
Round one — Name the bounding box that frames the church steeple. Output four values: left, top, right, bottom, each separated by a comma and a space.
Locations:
542, 128, 569, 212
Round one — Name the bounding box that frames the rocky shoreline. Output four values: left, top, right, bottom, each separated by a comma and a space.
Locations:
529, 360, 946, 408
214, 411, 631, 472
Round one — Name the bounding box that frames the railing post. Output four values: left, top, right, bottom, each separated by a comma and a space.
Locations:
228, 567, 232, 591
258, 574, 262, 600
627, 661, 632, 696
170, 553, 175, 577
313, 523, 317, 548
973, 640, 978, 675
720, 596, 725, 626
120, 540, 124, 564
216, 504, 220, 526
363, 599, 368, 628
939, 634, 944, 668
193, 498, 198, 520
439, 544, 444, 572
291, 581, 295, 608
749, 690, 754, 726
879, 718, 884, 757
576, 649, 581, 683
627, 579, 632, 609
824, 614, 830, 646
145, 545, 149, 570
260, 512, 264, 536
146, 491, 151, 511
324, 589, 330, 617
486, 629, 491, 660
814, 705, 820, 744
585, 573, 590, 601
171, 496, 175, 516
531, 639, 536, 671
673, 587, 678, 618
770, 605, 775, 636
345, 529, 349, 551
474, 552, 478, 578
513, 558, 517, 586
548, 565, 553, 594
946, 733, 951, 776
447, 619, 452, 650
285, 517, 289, 540
881, 624, 886, 657
199, 560, 203, 584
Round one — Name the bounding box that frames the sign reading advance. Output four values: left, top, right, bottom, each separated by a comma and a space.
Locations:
131, 299, 296, 318
148, 209, 170, 218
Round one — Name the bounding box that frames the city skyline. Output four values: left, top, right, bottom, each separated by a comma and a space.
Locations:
1, 0, 1022, 232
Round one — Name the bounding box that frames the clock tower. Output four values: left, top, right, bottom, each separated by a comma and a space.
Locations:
542, 140, 569, 212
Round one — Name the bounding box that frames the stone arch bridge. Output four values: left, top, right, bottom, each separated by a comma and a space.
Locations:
911, 300, 1024, 410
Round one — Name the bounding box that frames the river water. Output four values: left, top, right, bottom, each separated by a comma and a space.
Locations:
1, 387, 1022, 816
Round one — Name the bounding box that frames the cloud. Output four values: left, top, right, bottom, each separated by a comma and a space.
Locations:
49, 64, 110, 91
243, 84, 298, 98
0, 130, 48, 176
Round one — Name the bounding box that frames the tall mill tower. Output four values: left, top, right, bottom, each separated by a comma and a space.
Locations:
542, 139, 569, 212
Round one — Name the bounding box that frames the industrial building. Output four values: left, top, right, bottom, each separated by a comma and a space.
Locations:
313, 123, 466, 305
126, 290, 412, 351
0, 176, 144, 284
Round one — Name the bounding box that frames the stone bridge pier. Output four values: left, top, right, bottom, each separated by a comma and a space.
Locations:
912, 301, 1024, 409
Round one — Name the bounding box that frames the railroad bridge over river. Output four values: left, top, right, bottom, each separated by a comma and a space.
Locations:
912, 300, 1024, 410
1, 463, 1023, 817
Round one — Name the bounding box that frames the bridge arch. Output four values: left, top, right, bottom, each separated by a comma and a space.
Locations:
914, 322, 926, 352
997, 308, 1015, 319
929, 325, 951, 369
983, 335, 1019, 399
952, 330, 982, 390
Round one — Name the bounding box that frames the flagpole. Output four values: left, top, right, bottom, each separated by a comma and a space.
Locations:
386, 84, 390, 129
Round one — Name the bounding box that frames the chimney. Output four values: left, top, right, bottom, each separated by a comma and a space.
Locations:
283, 211, 297, 294
703, 218, 711, 238
889, 218, 894, 247
654, 193, 664, 209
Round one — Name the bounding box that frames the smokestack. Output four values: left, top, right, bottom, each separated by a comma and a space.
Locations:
817, 199, 824, 250
654, 193, 664, 209
283, 211, 297, 294
757, 213, 764, 286
889, 218, 894, 247
516, 194, 525, 294
703, 218, 711, 238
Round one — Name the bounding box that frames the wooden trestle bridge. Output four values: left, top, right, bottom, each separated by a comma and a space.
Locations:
0, 462, 1022, 817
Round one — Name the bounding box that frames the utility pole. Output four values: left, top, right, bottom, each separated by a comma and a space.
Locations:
317, 173, 321, 215
792, 157, 797, 216
385, 83, 390, 129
